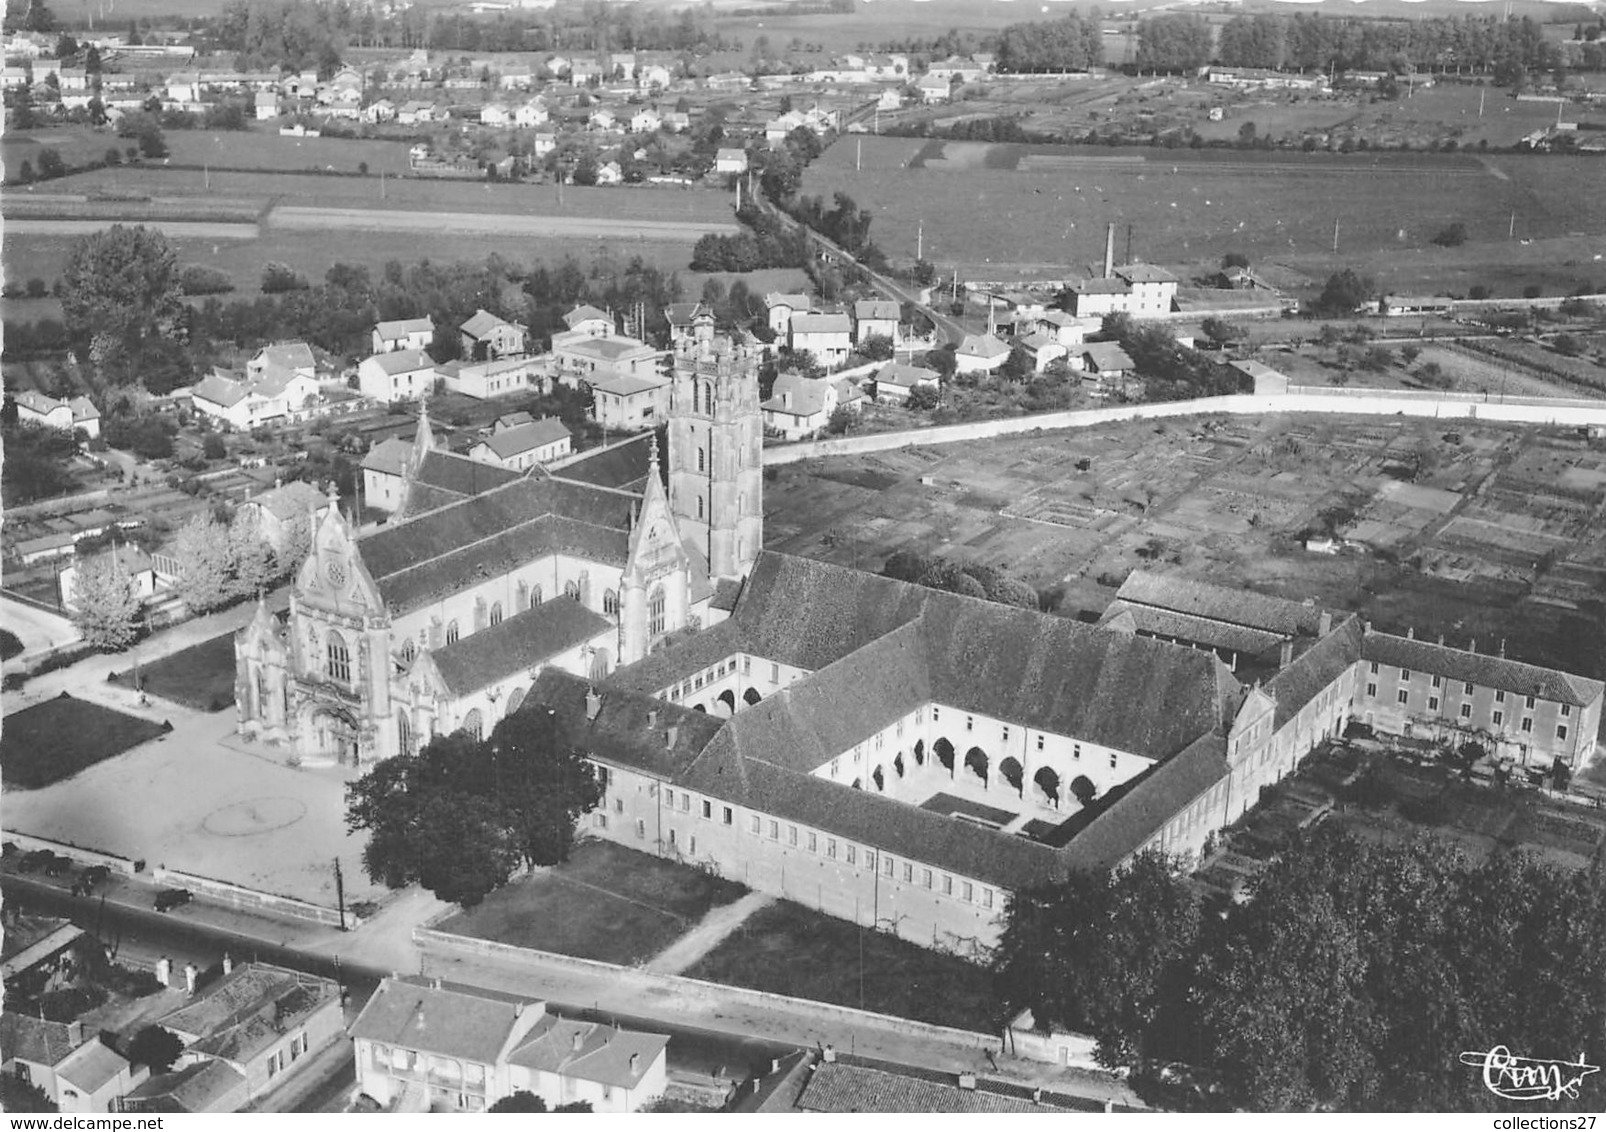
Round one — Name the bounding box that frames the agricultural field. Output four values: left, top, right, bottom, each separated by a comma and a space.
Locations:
160, 128, 416, 175
762, 413, 1606, 687
800, 134, 1606, 299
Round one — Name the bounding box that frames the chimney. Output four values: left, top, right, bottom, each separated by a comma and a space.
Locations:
782, 391, 792, 409
647, 709, 659, 727
67, 1020, 84, 1047
1032, 1089, 1043, 1106
823, 1045, 836, 1064
585, 687, 602, 722
432, 977, 442, 990
1438, 633, 1445, 645
629, 1052, 640, 1075
572, 1031, 585, 1052
222, 953, 233, 976
666, 724, 679, 749
1279, 639, 1294, 668
1500, 638, 1507, 658
958, 1074, 977, 1091
156, 957, 172, 987
1319, 610, 1332, 636
1406, 626, 1415, 640
1104, 223, 1116, 279
513, 1002, 524, 1018
1469, 638, 1477, 654
184, 962, 198, 996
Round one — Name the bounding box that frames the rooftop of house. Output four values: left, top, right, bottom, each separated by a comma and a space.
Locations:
0, 1013, 81, 1068
159, 963, 340, 1063
1071, 278, 1130, 295
475, 418, 571, 459
462, 308, 517, 339
243, 479, 327, 523
251, 341, 315, 372
798, 1058, 1083, 1114
559, 335, 657, 363
507, 1016, 668, 1090
361, 435, 415, 476
853, 299, 900, 322
1081, 342, 1135, 371
1112, 569, 1329, 640
876, 362, 938, 388
57, 1039, 133, 1095
592, 372, 667, 397
123, 1058, 246, 1114
1114, 263, 1178, 285
956, 333, 1009, 359
1362, 631, 1605, 708
765, 292, 811, 312
375, 316, 434, 339
762, 373, 833, 418
790, 313, 852, 336
363, 348, 437, 376
350, 978, 539, 1066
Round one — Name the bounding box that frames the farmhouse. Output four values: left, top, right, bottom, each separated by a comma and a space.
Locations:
350, 977, 668, 1113
358, 349, 438, 405
12, 391, 100, 439
469, 416, 573, 471
191, 366, 321, 431
460, 310, 528, 360
788, 313, 853, 368
373, 318, 435, 355
915, 74, 951, 104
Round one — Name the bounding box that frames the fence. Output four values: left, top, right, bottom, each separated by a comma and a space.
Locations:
4, 831, 143, 876
761, 390, 1606, 466
414, 926, 999, 1052
152, 866, 357, 929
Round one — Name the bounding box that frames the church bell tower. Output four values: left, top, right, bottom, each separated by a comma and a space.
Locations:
668, 314, 762, 580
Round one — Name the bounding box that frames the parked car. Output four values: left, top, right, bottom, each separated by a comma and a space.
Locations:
154, 888, 192, 912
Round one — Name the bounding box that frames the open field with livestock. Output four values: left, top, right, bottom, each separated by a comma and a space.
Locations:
801, 136, 1606, 298
762, 414, 1606, 695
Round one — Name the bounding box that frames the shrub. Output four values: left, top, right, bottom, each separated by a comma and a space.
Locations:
181, 265, 234, 295
1430, 221, 1467, 248
1523, 284, 1542, 299
260, 261, 309, 293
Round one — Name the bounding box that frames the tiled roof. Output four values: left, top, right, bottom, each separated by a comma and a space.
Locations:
762, 373, 831, 419
160, 964, 339, 1063
592, 373, 665, 396
429, 599, 612, 696
957, 333, 1009, 360
799, 1061, 1054, 1113
1266, 615, 1365, 729
1362, 631, 1604, 708
1115, 263, 1178, 284
361, 436, 413, 476
193, 371, 249, 408
1072, 278, 1129, 295
365, 348, 436, 376
1082, 342, 1135, 372
507, 1016, 667, 1089
1099, 601, 1284, 658
0, 1013, 79, 1067
564, 304, 611, 329
1114, 570, 1327, 638
876, 362, 938, 389
791, 313, 852, 336
57, 1040, 132, 1094
376, 317, 434, 340
410, 450, 522, 500
245, 479, 326, 522
124, 1059, 247, 1114
550, 434, 653, 492
350, 979, 531, 1065
531, 668, 727, 782
853, 300, 900, 321
562, 336, 656, 362
461, 308, 513, 339
1063, 730, 1228, 870
665, 302, 710, 326
765, 292, 811, 312
253, 341, 314, 371
476, 418, 570, 459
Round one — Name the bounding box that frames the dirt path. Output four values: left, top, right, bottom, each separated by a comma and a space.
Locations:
267, 206, 739, 240
640, 890, 773, 976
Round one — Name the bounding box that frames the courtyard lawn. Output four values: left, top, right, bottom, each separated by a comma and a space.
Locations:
683, 898, 999, 1033
111, 633, 238, 712
0, 695, 167, 790
437, 840, 749, 967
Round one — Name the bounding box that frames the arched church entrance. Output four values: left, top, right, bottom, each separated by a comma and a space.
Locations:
309, 705, 361, 766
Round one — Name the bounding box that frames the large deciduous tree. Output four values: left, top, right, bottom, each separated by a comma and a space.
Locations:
345, 708, 604, 909
60, 225, 182, 386
168, 513, 237, 614
68, 550, 143, 651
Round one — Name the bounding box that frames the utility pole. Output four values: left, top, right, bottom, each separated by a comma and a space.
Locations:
917, 222, 923, 262
334, 858, 347, 931
1478, 87, 1486, 117
1332, 218, 1340, 255
856, 137, 861, 171
1509, 210, 1516, 240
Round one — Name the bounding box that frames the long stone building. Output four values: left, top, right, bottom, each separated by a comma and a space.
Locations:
237, 314, 1603, 954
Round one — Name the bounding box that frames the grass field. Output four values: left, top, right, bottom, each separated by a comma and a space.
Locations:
682, 897, 999, 1032
1, 695, 167, 791
110, 632, 237, 712
436, 840, 749, 966
163, 128, 416, 176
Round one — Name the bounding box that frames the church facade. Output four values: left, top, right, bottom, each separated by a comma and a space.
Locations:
234, 318, 761, 765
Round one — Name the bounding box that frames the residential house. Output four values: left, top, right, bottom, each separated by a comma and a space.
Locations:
873, 361, 940, 404
761, 372, 861, 440
469, 416, 572, 471
876, 88, 901, 111
714, 147, 748, 175
1, 1016, 141, 1114
254, 91, 278, 119
629, 107, 660, 133
638, 63, 673, 91
588, 107, 616, 131
125, 964, 343, 1114
3, 67, 31, 89
12, 391, 100, 439
514, 99, 548, 128
396, 100, 438, 125
532, 131, 558, 158
350, 977, 668, 1113
591, 373, 670, 430
190, 366, 320, 431
481, 102, 513, 127
915, 74, 951, 103
595, 161, 623, 186
1031, 310, 1097, 348
544, 54, 571, 80
1081, 341, 1135, 389
59, 543, 158, 613
926, 56, 985, 83
610, 52, 637, 82
1065, 277, 1131, 319
954, 332, 1010, 375
765, 110, 806, 144
852, 299, 900, 346
234, 479, 330, 556
1018, 332, 1071, 374
248, 341, 315, 385
1113, 264, 1178, 317
664, 302, 712, 342
358, 349, 438, 405
57, 66, 88, 91
553, 333, 662, 390
436, 355, 541, 400
789, 313, 853, 368
570, 58, 602, 85
165, 71, 198, 102
460, 310, 527, 360
764, 292, 812, 336
362, 433, 419, 515
499, 64, 534, 90
363, 98, 397, 124
561, 304, 614, 337
660, 110, 689, 133
373, 317, 435, 354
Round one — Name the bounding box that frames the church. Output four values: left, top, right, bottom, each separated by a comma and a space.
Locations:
234, 315, 763, 765
237, 313, 1603, 955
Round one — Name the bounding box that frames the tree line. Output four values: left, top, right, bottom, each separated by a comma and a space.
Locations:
993, 12, 1105, 74
1213, 12, 1572, 76
995, 827, 1606, 1111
